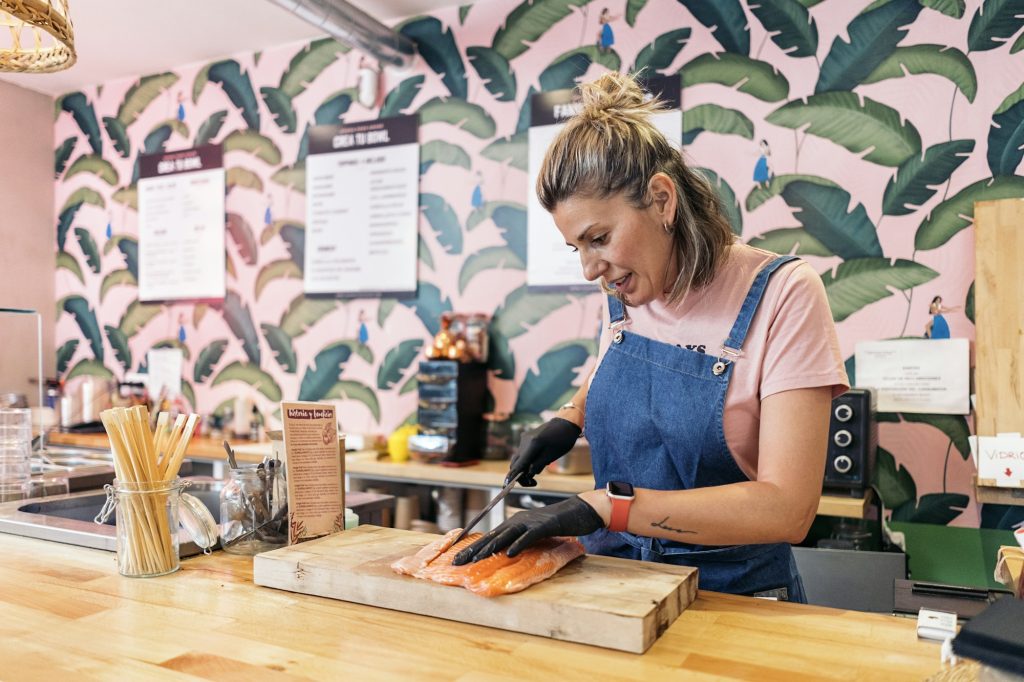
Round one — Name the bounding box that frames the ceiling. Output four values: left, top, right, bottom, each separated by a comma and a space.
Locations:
0, 0, 464, 97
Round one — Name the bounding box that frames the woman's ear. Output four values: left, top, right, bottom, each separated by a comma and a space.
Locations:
648, 173, 677, 222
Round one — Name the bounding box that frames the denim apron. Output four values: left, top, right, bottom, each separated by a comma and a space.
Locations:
582, 255, 806, 602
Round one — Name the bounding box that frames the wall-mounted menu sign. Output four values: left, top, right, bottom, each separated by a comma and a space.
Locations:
137, 145, 226, 301
305, 115, 419, 296
526, 76, 683, 290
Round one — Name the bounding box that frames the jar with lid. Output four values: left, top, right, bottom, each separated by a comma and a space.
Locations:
94, 478, 218, 578
219, 464, 287, 555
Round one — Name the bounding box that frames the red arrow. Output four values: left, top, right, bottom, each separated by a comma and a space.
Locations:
1006, 467, 1014, 477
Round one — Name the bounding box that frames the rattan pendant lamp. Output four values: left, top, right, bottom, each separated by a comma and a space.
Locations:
0, 0, 75, 73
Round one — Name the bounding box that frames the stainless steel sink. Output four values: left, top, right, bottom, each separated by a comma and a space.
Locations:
0, 478, 225, 556
0, 480, 396, 556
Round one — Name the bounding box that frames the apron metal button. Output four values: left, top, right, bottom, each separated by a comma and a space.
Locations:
712, 361, 727, 375
613, 331, 624, 344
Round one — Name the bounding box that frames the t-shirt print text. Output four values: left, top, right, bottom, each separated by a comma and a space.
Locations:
676, 344, 706, 353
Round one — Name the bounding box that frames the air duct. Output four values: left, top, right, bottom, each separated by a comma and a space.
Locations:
268, 0, 415, 69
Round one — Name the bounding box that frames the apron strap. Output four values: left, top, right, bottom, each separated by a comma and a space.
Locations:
723, 255, 799, 351
606, 293, 626, 324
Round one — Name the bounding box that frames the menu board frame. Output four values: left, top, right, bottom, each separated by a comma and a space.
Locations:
305, 114, 420, 297
137, 144, 226, 302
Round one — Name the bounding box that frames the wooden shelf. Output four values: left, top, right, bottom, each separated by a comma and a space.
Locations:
346, 451, 873, 517
974, 475, 1024, 507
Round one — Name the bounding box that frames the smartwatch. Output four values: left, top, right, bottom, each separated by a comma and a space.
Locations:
606, 481, 635, 533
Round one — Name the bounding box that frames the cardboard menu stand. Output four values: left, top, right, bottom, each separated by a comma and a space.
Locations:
280, 401, 345, 544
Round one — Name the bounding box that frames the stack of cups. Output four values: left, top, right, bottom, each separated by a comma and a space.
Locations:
0, 408, 32, 502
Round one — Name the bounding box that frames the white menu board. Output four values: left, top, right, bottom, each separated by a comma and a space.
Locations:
138, 145, 226, 301
527, 76, 683, 290
305, 115, 419, 295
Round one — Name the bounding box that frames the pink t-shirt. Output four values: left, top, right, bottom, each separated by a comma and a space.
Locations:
593, 243, 849, 479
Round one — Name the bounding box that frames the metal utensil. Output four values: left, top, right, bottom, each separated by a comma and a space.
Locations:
222, 440, 238, 469
446, 471, 522, 549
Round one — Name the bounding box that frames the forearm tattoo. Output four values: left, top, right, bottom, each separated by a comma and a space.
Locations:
651, 516, 696, 536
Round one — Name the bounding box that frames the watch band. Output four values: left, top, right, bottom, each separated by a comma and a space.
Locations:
607, 482, 635, 533
608, 498, 632, 532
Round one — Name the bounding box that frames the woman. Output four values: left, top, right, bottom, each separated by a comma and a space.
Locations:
453, 72, 847, 601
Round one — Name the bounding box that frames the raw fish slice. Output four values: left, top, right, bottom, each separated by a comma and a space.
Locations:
391, 529, 585, 597
390, 528, 462, 574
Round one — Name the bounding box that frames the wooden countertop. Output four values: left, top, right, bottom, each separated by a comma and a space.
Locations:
49, 432, 875, 517
0, 531, 944, 679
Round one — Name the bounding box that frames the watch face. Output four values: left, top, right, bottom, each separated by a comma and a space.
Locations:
607, 481, 634, 498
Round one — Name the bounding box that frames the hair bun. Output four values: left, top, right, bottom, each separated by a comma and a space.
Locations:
577, 71, 663, 126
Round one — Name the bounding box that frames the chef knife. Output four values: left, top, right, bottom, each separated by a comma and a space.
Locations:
426, 471, 522, 563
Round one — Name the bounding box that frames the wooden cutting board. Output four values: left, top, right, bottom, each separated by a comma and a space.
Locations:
253, 525, 698, 653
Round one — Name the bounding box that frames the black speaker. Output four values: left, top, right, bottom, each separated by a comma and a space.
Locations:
823, 388, 877, 497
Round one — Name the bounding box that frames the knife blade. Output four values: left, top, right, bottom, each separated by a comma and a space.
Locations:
442, 473, 520, 552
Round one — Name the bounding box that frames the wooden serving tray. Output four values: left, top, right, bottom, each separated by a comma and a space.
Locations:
253, 525, 698, 653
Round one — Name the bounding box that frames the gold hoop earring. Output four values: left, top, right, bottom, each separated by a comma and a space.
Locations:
664, 222, 672, 234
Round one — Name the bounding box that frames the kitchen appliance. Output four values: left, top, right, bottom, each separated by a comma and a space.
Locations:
414, 360, 486, 465
823, 388, 876, 496
253, 525, 698, 653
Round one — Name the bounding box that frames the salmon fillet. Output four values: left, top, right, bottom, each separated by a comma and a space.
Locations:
391, 529, 585, 597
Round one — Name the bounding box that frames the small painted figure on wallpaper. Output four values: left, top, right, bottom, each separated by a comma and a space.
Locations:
358, 309, 369, 345
471, 170, 484, 210
105, 211, 112, 239
264, 193, 273, 227
924, 296, 958, 339
176, 92, 186, 122
597, 8, 619, 53
753, 139, 773, 187
177, 313, 187, 344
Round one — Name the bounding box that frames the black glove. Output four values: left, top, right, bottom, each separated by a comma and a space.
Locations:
451, 496, 603, 565
507, 417, 581, 487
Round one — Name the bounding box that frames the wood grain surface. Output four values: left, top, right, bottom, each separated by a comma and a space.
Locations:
254, 525, 698, 653
0, 529, 950, 680
975, 198, 1024, 438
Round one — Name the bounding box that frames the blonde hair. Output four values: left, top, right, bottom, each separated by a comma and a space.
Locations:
536, 71, 734, 305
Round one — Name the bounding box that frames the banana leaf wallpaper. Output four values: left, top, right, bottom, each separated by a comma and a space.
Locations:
53, 0, 1024, 528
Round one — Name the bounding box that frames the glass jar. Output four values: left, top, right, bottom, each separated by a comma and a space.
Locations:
219, 464, 287, 555
100, 479, 184, 578
483, 412, 512, 460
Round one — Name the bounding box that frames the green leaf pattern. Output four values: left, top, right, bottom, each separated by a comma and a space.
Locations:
53, 1, 1013, 526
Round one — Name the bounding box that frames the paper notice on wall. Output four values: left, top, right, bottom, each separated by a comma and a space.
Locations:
281, 401, 345, 544
138, 145, 226, 301
969, 435, 1024, 488
854, 339, 969, 414
145, 348, 183, 399
526, 75, 683, 290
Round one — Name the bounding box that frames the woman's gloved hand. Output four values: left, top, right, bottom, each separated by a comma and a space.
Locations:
506, 417, 581, 487
451, 496, 603, 565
